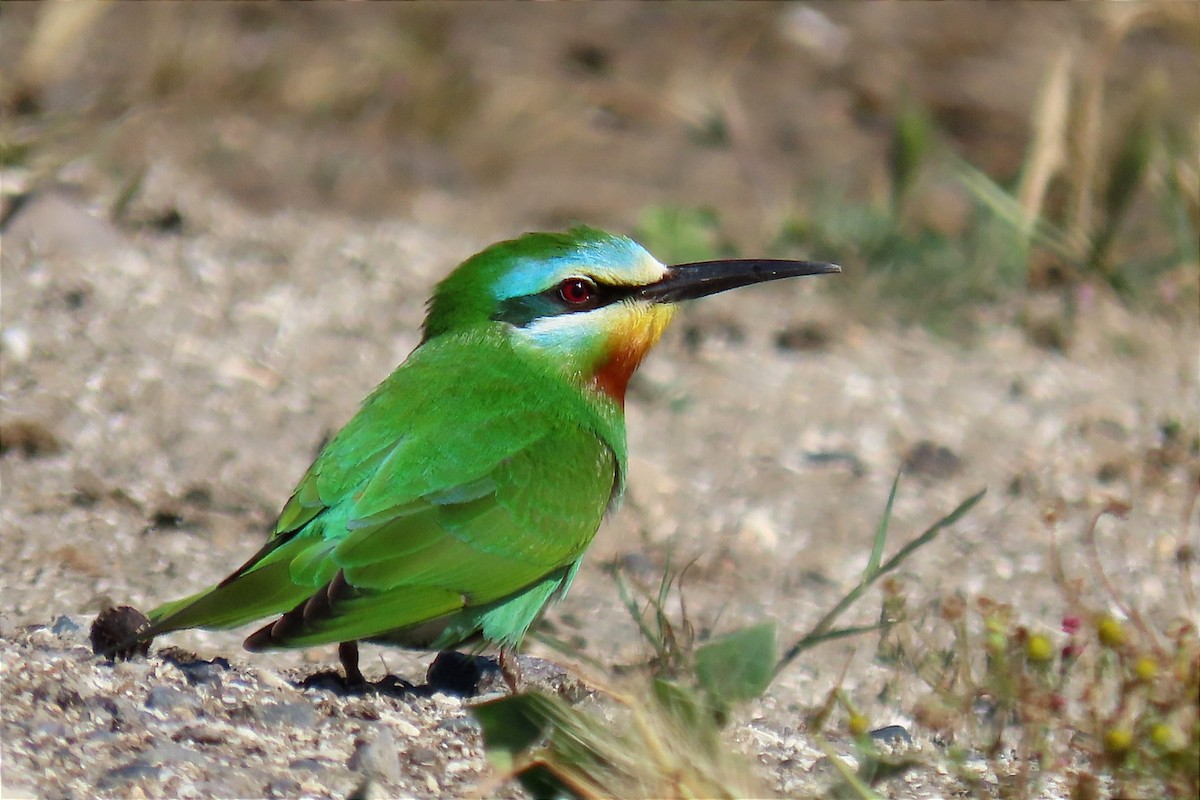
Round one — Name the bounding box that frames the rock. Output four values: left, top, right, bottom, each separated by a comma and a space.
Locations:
348, 723, 401, 784
1, 190, 125, 260
288, 757, 334, 773
408, 746, 438, 766
50, 615, 82, 638
426, 651, 496, 697
163, 652, 232, 686
0, 420, 63, 458
902, 440, 963, 480
265, 777, 302, 797
144, 740, 210, 768
869, 725, 912, 745
255, 701, 318, 728
93, 696, 140, 727
145, 686, 199, 714
474, 655, 582, 700
0, 779, 38, 800
97, 760, 160, 788
0, 325, 31, 363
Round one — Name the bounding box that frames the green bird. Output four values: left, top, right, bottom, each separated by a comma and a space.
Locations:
133, 226, 838, 687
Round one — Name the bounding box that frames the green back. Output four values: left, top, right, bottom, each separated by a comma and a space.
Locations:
148, 327, 627, 649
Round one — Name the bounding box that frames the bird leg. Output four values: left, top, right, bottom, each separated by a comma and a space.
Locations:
498, 648, 523, 694
339, 640, 366, 687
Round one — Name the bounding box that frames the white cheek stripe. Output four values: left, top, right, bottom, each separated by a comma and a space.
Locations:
517, 302, 636, 354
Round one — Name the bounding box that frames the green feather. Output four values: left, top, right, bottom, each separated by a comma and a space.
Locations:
134, 227, 839, 668
147, 327, 625, 651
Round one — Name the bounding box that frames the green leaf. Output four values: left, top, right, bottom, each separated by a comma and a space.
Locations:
472, 692, 589, 800
472, 693, 557, 773
652, 677, 706, 728
694, 621, 777, 707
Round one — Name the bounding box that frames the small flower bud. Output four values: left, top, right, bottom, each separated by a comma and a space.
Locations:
1150, 723, 1185, 753
1104, 727, 1133, 757
1026, 633, 1054, 663
1097, 615, 1126, 648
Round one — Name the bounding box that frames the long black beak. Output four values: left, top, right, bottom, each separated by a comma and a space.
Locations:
636, 259, 841, 303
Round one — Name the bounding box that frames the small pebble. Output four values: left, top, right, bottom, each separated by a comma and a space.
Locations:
255, 702, 318, 728
902, 440, 963, 480
869, 725, 913, 745
50, 615, 82, 637
166, 654, 232, 686
145, 686, 196, 714
409, 746, 438, 766
1, 326, 32, 362
348, 723, 401, 784
426, 652, 495, 696
0, 420, 63, 458
98, 761, 160, 788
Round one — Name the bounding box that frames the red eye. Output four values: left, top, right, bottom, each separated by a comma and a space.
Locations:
558, 277, 595, 305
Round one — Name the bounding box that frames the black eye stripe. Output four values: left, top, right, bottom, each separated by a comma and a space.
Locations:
542, 279, 639, 312
493, 280, 640, 327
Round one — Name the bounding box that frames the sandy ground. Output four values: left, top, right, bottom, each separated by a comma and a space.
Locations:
2, 4, 1197, 798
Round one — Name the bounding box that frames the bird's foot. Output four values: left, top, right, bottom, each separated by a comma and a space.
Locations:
339, 641, 366, 687
298, 668, 416, 696
297, 641, 416, 696
499, 648, 523, 694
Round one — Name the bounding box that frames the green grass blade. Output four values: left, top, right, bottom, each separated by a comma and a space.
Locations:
865, 471, 902, 578
775, 485, 987, 678
875, 487, 986, 576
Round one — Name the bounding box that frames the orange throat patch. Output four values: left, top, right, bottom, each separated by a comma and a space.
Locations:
588, 304, 674, 405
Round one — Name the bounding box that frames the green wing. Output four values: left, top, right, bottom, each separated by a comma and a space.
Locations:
147, 330, 625, 650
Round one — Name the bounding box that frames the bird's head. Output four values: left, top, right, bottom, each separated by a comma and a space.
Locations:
423, 226, 839, 404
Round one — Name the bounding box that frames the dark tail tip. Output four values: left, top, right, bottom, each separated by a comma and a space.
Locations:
242, 622, 274, 652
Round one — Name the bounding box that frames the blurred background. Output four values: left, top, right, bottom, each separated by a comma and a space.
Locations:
3, 2, 1197, 334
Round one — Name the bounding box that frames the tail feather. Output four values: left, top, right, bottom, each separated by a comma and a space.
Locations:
144, 558, 312, 637
243, 568, 465, 650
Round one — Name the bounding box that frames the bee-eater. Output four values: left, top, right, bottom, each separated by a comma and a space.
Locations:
131, 226, 838, 686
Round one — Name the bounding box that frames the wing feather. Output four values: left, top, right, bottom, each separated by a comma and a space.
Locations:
148, 331, 626, 651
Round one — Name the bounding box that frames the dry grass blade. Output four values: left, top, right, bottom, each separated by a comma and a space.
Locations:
1017, 45, 1074, 250
16, 0, 111, 95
